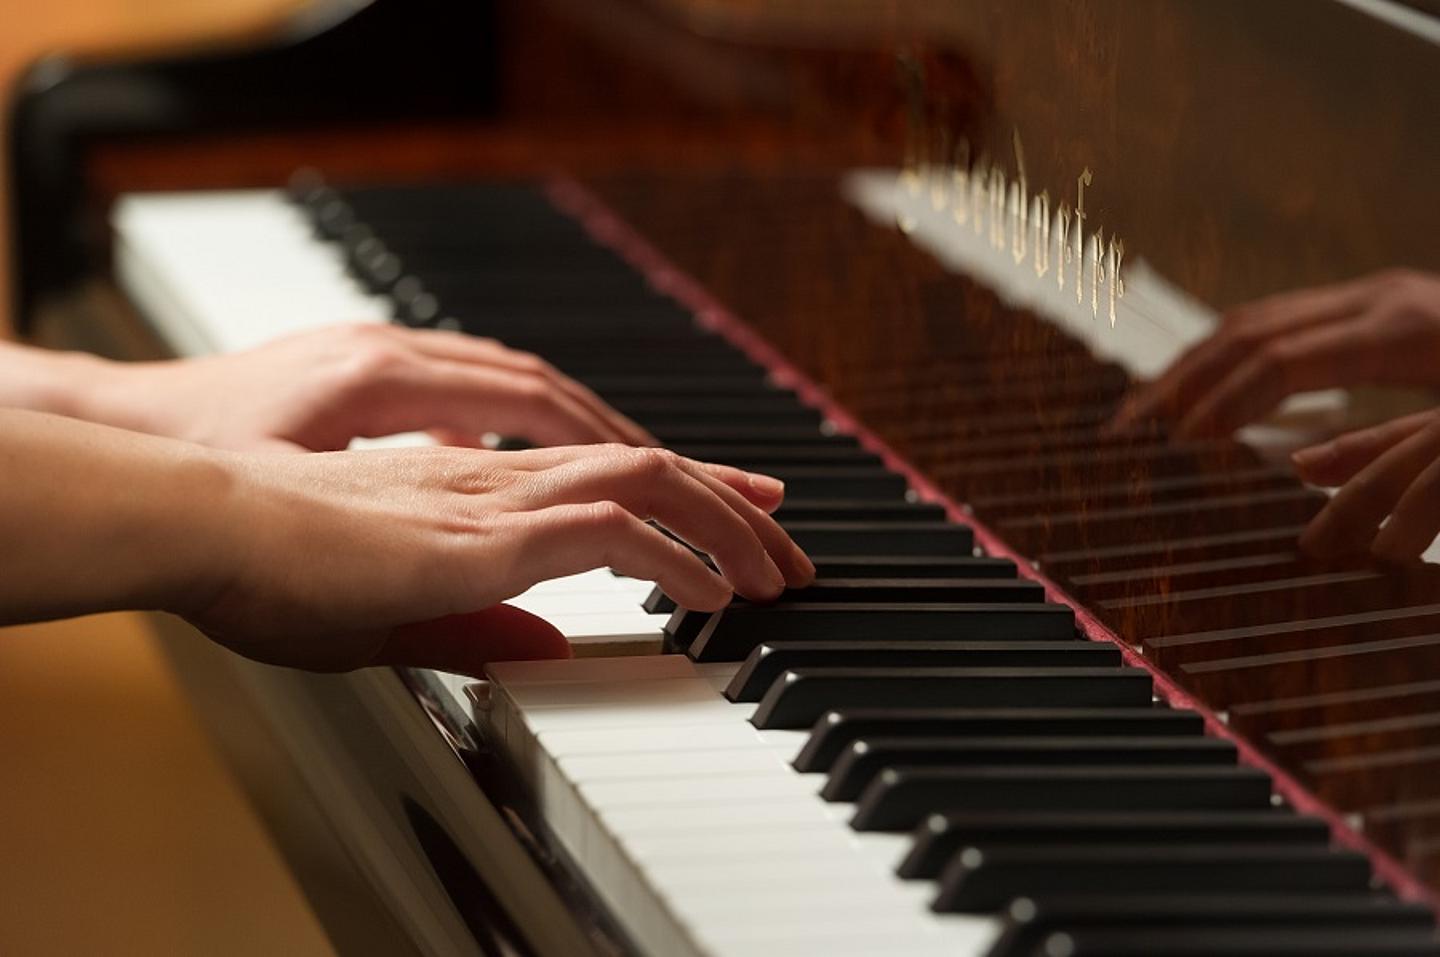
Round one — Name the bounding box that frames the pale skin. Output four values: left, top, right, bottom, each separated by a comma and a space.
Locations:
1112, 269, 1440, 560
0, 325, 815, 676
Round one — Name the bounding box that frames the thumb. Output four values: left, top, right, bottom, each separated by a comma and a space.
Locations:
373, 604, 572, 677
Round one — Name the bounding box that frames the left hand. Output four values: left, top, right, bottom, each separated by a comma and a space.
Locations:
81, 324, 655, 452
1293, 408, 1440, 561
1111, 269, 1440, 438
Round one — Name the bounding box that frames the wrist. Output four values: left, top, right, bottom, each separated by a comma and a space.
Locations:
0, 343, 114, 419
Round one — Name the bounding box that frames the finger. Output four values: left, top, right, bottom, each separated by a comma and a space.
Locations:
392, 329, 656, 446
372, 604, 572, 677
1371, 454, 1440, 561
517, 450, 788, 600
680, 462, 815, 586
426, 427, 488, 449
495, 444, 788, 513
1300, 417, 1440, 558
373, 361, 622, 446
1175, 319, 1380, 438
1110, 283, 1369, 432
1292, 410, 1439, 486
510, 502, 734, 610
1218, 272, 1382, 328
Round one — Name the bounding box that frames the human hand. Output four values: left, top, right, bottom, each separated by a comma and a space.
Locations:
85, 324, 654, 452
189, 443, 813, 675
1292, 408, 1440, 561
1111, 270, 1440, 437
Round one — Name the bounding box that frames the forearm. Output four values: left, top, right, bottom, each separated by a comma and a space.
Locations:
0, 409, 232, 624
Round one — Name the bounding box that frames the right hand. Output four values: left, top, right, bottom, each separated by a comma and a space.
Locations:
1293, 408, 1440, 561
1111, 269, 1440, 437
188, 443, 814, 676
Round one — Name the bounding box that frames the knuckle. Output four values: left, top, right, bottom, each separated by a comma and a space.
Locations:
1255, 340, 1294, 374
584, 499, 632, 530
627, 445, 682, 479
514, 376, 553, 404
341, 341, 408, 387
511, 351, 551, 376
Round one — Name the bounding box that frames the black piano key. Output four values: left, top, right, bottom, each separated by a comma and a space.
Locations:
639, 409, 826, 432
988, 894, 1438, 957
576, 370, 773, 390
685, 602, 1076, 661
665, 443, 879, 466
750, 466, 911, 499
607, 395, 809, 418
899, 810, 1329, 878
657, 554, 1014, 588
851, 766, 1273, 831
667, 584, 1049, 649
933, 844, 1373, 913
794, 707, 1206, 773
652, 424, 834, 444
751, 667, 1152, 730
773, 500, 947, 523
824, 735, 1238, 801
809, 556, 1018, 579
546, 349, 761, 377
756, 578, 1046, 605
726, 640, 1117, 702
779, 521, 974, 555
1025, 926, 1440, 957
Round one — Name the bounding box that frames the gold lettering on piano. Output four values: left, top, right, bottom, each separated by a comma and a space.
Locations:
1107, 236, 1126, 327
931, 115, 952, 212
969, 156, 988, 238
1074, 167, 1092, 306
951, 139, 971, 226
988, 165, 1007, 252
1009, 130, 1029, 266
887, 57, 1128, 326
1032, 190, 1051, 279
1053, 202, 1072, 293
1089, 228, 1104, 320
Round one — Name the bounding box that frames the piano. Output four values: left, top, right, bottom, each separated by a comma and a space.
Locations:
24, 0, 1440, 954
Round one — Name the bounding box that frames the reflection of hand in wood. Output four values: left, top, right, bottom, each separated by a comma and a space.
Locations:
1111, 269, 1440, 438
1293, 408, 1440, 561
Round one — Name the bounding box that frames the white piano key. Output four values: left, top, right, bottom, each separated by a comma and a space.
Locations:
559, 748, 790, 783
489, 654, 697, 686
537, 721, 773, 757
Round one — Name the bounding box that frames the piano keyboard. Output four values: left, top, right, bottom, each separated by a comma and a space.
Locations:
112, 178, 1440, 955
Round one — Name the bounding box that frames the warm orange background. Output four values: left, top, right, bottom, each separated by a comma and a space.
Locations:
2, 2, 333, 953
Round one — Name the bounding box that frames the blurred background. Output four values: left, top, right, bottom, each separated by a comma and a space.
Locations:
1, 2, 334, 953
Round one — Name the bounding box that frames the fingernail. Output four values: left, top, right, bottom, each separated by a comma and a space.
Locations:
765, 558, 788, 594
748, 472, 785, 498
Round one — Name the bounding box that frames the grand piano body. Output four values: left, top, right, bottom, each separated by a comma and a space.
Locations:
19, 1, 1440, 954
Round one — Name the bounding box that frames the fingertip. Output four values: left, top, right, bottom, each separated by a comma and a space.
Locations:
746, 471, 786, 508
1291, 443, 1337, 483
